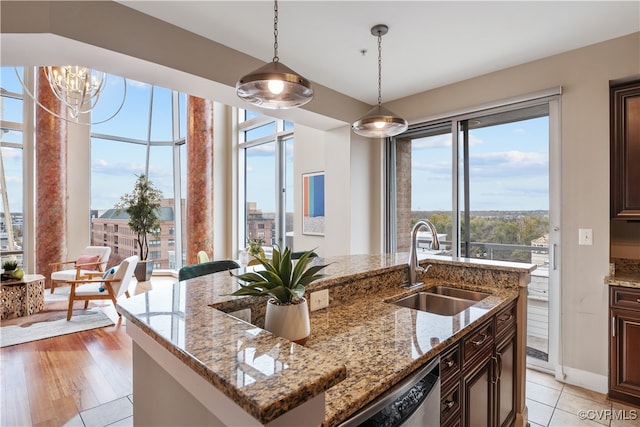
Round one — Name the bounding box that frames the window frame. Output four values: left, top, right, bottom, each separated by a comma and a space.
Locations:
237, 110, 294, 255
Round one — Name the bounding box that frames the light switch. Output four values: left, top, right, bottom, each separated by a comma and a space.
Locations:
578, 228, 593, 245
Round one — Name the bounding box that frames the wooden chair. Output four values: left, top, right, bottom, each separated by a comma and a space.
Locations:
66, 255, 138, 321
50, 246, 111, 294
178, 260, 240, 281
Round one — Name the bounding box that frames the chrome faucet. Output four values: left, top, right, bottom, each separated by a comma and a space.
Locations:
407, 219, 440, 289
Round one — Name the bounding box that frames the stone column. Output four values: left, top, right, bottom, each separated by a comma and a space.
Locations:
35, 67, 67, 285
395, 138, 412, 252
186, 96, 214, 264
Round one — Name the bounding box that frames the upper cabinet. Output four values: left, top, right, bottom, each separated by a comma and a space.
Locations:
611, 79, 640, 220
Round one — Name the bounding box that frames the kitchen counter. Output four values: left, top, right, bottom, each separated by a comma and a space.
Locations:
117, 253, 535, 426
605, 273, 640, 289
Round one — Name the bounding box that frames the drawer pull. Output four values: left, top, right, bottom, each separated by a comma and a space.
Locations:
470, 333, 488, 347
499, 313, 513, 322
636, 298, 640, 303
445, 359, 455, 368
444, 400, 455, 409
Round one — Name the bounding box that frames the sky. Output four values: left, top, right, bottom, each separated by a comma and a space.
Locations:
411, 116, 549, 212
1, 67, 549, 216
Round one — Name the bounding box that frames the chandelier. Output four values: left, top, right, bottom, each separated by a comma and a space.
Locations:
15, 66, 126, 124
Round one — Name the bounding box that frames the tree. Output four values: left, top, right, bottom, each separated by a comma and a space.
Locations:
115, 174, 163, 261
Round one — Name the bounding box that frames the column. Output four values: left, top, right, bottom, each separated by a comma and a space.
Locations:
186, 96, 214, 264
35, 67, 67, 285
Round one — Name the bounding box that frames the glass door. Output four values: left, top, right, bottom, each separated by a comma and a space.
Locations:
394, 98, 560, 372
459, 104, 558, 371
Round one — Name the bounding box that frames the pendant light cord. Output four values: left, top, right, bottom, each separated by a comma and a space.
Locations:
377, 29, 383, 107
273, 0, 279, 63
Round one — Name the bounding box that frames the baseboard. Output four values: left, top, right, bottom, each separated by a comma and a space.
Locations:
556, 366, 608, 394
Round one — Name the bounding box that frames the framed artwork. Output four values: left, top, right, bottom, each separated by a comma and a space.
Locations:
302, 172, 325, 235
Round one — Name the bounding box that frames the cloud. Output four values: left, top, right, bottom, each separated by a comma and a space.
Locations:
468, 150, 547, 178
412, 134, 451, 149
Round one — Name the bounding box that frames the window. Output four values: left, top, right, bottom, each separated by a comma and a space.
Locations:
391, 101, 553, 261
90, 78, 187, 269
0, 67, 26, 267
239, 110, 294, 252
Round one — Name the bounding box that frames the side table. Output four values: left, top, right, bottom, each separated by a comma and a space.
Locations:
1, 274, 46, 320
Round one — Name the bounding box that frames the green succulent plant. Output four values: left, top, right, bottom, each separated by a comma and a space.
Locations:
230, 245, 327, 304
2, 259, 18, 271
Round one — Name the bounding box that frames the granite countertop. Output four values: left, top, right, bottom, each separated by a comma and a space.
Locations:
117, 253, 533, 426
605, 272, 640, 289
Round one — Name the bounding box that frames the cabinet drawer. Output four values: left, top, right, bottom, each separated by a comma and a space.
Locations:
440, 344, 461, 387
610, 286, 640, 311
462, 319, 494, 369
440, 380, 461, 426
495, 302, 517, 339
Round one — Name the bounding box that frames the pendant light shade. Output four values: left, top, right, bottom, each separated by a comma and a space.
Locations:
236, 0, 313, 109
351, 104, 408, 138
237, 61, 313, 109
352, 24, 408, 138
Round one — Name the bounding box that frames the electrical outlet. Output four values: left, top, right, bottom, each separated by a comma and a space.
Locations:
310, 289, 329, 311
578, 228, 593, 245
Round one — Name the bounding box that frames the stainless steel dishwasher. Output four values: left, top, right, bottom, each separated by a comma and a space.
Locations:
338, 356, 440, 427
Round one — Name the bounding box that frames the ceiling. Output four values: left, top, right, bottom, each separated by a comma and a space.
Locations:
118, 1, 640, 105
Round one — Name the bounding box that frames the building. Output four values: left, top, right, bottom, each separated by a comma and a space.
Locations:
90, 199, 178, 269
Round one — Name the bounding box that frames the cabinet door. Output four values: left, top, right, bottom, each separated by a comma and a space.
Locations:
496, 332, 516, 427
462, 351, 493, 427
611, 80, 640, 219
610, 308, 640, 406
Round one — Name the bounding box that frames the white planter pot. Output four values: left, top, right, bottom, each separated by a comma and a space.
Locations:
264, 298, 310, 345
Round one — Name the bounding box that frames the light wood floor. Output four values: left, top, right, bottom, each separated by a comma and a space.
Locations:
1, 305, 132, 426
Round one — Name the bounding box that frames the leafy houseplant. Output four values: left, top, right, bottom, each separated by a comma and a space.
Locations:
2, 259, 24, 280
115, 174, 163, 281
246, 237, 265, 259
231, 245, 327, 343
2, 259, 18, 272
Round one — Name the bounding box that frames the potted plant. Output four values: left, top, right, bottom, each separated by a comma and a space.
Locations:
2, 259, 24, 280
245, 237, 265, 264
230, 245, 327, 344
115, 174, 163, 281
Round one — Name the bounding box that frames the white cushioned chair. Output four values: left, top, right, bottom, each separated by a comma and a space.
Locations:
66, 255, 138, 321
196, 250, 210, 263
50, 246, 111, 294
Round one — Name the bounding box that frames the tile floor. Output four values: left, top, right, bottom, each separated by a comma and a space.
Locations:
64, 368, 640, 426
526, 369, 639, 427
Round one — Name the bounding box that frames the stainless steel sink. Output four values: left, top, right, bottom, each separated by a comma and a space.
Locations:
424, 286, 490, 302
390, 286, 490, 316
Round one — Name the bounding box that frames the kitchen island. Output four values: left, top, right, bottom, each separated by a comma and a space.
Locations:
117, 253, 535, 426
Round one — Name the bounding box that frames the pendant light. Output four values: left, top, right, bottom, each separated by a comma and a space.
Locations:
236, 0, 313, 109
352, 24, 408, 138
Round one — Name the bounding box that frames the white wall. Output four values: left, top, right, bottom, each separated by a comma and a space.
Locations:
293, 125, 383, 257
66, 119, 92, 259
388, 32, 640, 392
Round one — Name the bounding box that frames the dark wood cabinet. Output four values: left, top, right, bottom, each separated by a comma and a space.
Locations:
609, 286, 640, 406
610, 79, 640, 219
495, 330, 516, 427
441, 301, 518, 427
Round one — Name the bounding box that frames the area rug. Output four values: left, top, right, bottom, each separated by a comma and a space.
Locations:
0, 288, 115, 347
